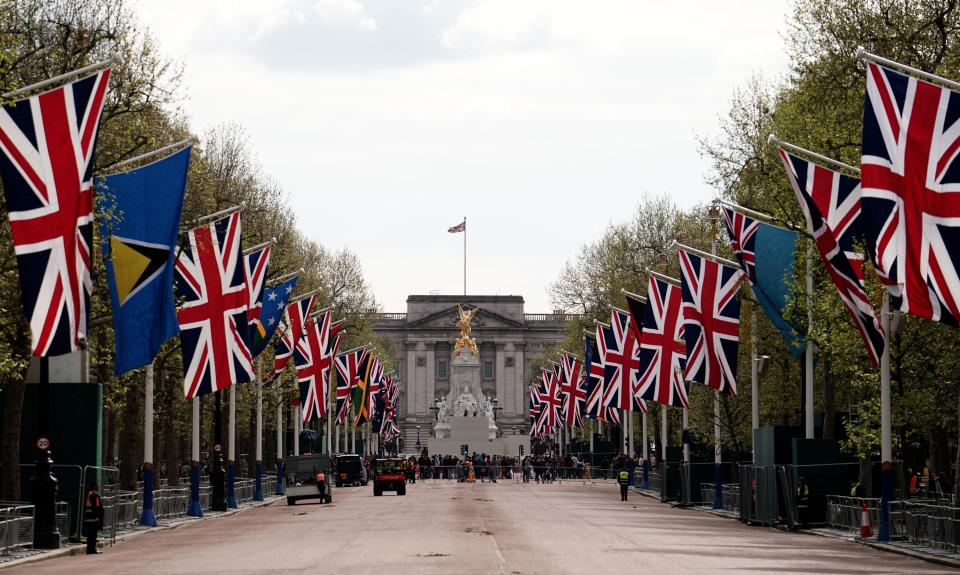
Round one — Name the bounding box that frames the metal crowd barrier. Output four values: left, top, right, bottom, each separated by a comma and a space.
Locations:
153, 486, 190, 520
902, 500, 960, 551
235, 479, 256, 504
0, 503, 34, 555
648, 467, 662, 494
723, 484, 740, 514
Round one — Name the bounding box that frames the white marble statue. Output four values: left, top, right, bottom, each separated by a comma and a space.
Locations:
453, 385, 479, 417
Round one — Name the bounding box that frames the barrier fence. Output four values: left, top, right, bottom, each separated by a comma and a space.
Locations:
0, 503, 34, 555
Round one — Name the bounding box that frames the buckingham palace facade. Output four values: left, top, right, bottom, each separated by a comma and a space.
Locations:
372, 295, 573, 442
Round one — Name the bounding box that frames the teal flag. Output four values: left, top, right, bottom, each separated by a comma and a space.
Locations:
753, 222, 805, 355
722, 206, 805, 356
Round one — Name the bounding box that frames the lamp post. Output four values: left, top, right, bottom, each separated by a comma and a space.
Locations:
416, 425, 421, 449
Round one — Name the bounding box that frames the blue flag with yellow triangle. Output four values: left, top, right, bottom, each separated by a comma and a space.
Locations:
97, 147, 190, 374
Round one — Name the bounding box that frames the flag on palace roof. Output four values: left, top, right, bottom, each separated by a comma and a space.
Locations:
722, 205, 805, 356
175, 212, 254, 397
778, 146, 885, 366
97, 145, 189, 374
448, 220, 466, 233
678, 249, 744, 395
861, 58, 960, 325
0, 67, 112, 356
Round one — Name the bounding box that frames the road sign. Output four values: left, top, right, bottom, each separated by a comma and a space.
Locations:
36, 437, 50, 451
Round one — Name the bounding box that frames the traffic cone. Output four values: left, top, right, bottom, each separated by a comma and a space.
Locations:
859, 501, 873, 538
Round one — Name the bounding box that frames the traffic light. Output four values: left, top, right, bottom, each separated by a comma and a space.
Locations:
519, 445, 525, 456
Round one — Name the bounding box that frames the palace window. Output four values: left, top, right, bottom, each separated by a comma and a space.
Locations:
438, 360, 447, 379
483, 360, 494, 379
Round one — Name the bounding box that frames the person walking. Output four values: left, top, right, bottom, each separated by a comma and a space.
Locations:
618, 469, 630, 501
83, 482, 105, 555
796, 476, 811, 528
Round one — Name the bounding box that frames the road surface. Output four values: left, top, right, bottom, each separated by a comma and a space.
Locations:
11, 479, 953, 574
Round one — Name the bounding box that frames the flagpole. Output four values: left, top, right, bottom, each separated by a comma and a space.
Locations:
140, 363, 157, 526
805, 240, 815, 439
463, 216, 467, 296
254, 358, 264, 501
3, 54, 121, 99
275, 397, 284, 495
879, 291, 893, 541
711, 214, 723, 509
751, 307, 759, 461
227, 385, 237, 508
188, 397, 203, 516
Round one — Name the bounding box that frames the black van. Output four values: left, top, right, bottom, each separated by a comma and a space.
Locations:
333, 454, 368, 487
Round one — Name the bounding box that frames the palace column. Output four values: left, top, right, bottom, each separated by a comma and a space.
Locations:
415, 341, 428, 416
514, 342, 526, 418
425, 343, 436, 421
495, 341, 506, 409
405, 341, 417, 419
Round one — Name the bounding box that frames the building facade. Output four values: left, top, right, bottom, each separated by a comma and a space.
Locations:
372, 295, 573, 444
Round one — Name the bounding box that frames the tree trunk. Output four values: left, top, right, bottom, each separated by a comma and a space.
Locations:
1, 379, 24, 500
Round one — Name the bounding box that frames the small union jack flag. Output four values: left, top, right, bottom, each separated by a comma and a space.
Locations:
636, 275, 688, 407
0, 68, 112, 356
861, 59, 960, 324
539, 367, 562, 434
583, 334, 620, 424
778, 147, 885, 366
274, 293, 316, 379
175, 212, 254, 397
599, 309, 646, 412
294, 310, 334, 422
559, 352, 586, 428
678, 249, 744, 395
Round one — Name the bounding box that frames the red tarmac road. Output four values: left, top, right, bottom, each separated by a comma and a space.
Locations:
11, 480, 954, 574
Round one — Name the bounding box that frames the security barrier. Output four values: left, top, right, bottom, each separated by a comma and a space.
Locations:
901, 500, 960, 551
0, 503, 34, 555
722, 484, 740, 513
739, 465, 777, 525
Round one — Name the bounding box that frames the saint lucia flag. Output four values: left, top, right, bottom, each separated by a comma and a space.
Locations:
98, 146, 190, 374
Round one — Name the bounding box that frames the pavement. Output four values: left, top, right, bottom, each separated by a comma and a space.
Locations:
5, 480, 957, 574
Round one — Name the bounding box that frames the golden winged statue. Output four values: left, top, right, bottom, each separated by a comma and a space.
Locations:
453, 305, 479, 356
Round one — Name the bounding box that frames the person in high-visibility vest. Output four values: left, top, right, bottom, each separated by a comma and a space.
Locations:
796, 476, 811, 528
618, 469, 630, 501
83, 482, 104, 554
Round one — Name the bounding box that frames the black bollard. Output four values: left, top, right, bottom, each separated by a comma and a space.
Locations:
31, 358, 61, 549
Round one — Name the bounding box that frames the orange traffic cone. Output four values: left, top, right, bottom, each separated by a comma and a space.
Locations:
859, 501, 873, 538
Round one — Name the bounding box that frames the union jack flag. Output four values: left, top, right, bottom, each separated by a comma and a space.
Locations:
335, 346, 368, 425
0, 69, 111, 356
779, 147, 886, 365
175, 212, 253, 397
559, 352, 586, 428
861, 60, 960, 324
636, 275, 688, 407
529, 383, 544, 436
294, 310, 334, 422
243, 244, 271, 344
583, 334, 621, 424
539, 367, 562, 433
367, 355, 384, 424
678, 249, 744, 395
273, 293, 316, 379
599, 310, 646, 412
722, 206, 759, 283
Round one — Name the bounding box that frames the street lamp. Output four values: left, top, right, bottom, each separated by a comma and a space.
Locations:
416, 425, 421, 448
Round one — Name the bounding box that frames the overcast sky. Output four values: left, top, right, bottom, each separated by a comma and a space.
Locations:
135, 0, 792, 313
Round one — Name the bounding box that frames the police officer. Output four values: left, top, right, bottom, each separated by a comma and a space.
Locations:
83, 482, 104, 554
618, 469, 630, 501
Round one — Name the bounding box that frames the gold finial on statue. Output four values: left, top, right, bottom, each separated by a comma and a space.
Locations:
454, 305, 479, 356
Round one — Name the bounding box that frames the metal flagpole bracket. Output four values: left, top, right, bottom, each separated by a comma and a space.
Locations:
645, 269, 680, 286
289, 287, 322, 303
610, 305, 632, 316
307, 306, 333, 321
768, 134, 860, 176
181, 203, 246, 234
242, 237, 277, 256
267, 267, 304, 287
856, 46, 960, 92
713, 198, 808, 236
593, 319, 610, 328
3, 53, 122, 100
673, 240, 740, 268
99, 137, 197, 176
620, 288, 647, 303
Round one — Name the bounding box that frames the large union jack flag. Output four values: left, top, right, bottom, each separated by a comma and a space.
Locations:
0, 69, 111, 356
636, 275, 688, 407
243, 244, 271, 345
779, 147, 886, 365
598, 310, 646, 413
559, 352, 586, 428
861, 60, 960, 324
175, 212, 253, 397
273, 293, 316, 379
539, 366, 563, 433
335, 346, 367, 425
678, 249, 744, 395
367, 355, 384, 424
294, 310, 334, 422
